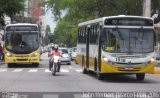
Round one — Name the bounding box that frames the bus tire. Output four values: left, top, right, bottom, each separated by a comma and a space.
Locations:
75, 59, 78, 64
33, 63, 39, 67
67, 62, 71, 65
82, 56, 87, 74
8, 63, 14, 68
94, 58, 97, 71
97, 72, 104, 80
136, 73, 145, 81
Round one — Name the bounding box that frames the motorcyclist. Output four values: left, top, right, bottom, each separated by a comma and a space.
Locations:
49, 45, 62, 71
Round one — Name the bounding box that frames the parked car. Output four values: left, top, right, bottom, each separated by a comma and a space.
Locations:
40, 47, 45, 54
59, 48, 71, 65
68, 48, 73, 55
48, 46, 54, 57
71, 47, 77, 60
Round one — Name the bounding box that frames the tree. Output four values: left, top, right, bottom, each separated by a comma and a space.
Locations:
45, 25, 51, 35
44, 25, 51, 44
0, 0, 25, 26
152, 0, 160, 23
44, 0, 160, 47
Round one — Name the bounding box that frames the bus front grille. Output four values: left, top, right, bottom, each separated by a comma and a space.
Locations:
15, 55, 29, 57
117, 67, 141, 71
116, 62, 142, 65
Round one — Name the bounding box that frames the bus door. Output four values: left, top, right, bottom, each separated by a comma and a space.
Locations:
86, 26, 90, 69
98, 25, 103, 73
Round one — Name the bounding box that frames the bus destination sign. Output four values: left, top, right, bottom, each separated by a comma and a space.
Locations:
104, 18, 153, 26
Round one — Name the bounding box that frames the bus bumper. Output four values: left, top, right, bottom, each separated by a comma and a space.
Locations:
5, 56, 40, 64
101, 60, 155, 74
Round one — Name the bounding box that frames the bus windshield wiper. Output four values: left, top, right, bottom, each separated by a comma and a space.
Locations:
116, 26, 124, 40
140, 27, 144, 52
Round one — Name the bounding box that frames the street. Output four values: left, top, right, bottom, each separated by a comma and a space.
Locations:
0, 53, 160, 98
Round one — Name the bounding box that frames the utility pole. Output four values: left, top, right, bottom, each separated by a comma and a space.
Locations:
143, 0, 151, 17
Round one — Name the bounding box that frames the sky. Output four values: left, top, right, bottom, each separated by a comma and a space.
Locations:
45, 9, 56, 33
45, 8, 66, 33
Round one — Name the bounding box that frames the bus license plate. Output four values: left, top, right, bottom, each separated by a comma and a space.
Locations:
124, 67, 134, 70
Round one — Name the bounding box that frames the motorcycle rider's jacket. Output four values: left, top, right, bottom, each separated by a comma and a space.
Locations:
50, 50, 62, 57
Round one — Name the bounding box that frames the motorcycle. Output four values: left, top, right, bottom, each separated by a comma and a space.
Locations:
51, 55, 61, 76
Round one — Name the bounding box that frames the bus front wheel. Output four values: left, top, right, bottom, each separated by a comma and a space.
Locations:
33, 63, 39, 67
97, 72, 104, 80
136, 73, 145, 81
8, 63, 14, 68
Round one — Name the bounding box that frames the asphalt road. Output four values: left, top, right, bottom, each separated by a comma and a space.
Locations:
0, 53, 160, 98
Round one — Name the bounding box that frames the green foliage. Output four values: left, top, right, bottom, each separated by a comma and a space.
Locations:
0, 0, 25, 26
45, 0, 160, 47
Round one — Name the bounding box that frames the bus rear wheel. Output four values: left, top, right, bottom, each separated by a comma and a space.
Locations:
97, 72, 104, 80
136, 73, 145, 81
82, 65, 88, 74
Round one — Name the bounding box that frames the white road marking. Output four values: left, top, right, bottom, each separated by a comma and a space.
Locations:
60, 69, 69, 72
43, 94, 58, 98
69, 66, 72, 69
13, 69, 23, 72
74, 94, 83, 98
0, 68, 82, 73
28, 69, 38, 72
45, 69, 51, 72
75, 69, 82, 73
0, 69, 7, 72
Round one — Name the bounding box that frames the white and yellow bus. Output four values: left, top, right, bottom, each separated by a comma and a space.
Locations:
76, 15, 156, 80
4, 23, 41, 67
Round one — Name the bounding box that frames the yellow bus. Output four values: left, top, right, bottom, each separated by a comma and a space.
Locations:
4, 23, 41, 67
76, 15, 156, 80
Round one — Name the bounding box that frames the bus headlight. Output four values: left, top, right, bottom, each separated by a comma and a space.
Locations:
103, 57, 112, 64
32, 52, 38, 57
6, 52, 13, 57
103, 57, 108, 62
150, 58, 155, 62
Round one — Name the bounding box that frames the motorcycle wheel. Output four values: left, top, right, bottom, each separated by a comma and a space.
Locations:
52, 63, 57, 76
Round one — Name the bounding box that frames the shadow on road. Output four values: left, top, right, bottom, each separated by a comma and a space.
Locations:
85, 71, 159, 83
8, 64, 38, 68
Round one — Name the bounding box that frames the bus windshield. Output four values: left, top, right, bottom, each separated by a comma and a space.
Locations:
101, 28, 154, 53
5, 31, 39, 54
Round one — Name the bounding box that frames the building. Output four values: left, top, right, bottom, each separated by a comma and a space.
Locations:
31, 0, 46, 45
143, 0, 151, 17
32, 0, 46, 31
11, 0, 33, 23
24, 0, 32, 17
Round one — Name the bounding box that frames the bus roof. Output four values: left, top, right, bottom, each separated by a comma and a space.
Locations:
6, 23, 38, 27
78, 15, 153, 26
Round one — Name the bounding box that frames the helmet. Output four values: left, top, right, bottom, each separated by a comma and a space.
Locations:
54, 44, 58, 50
